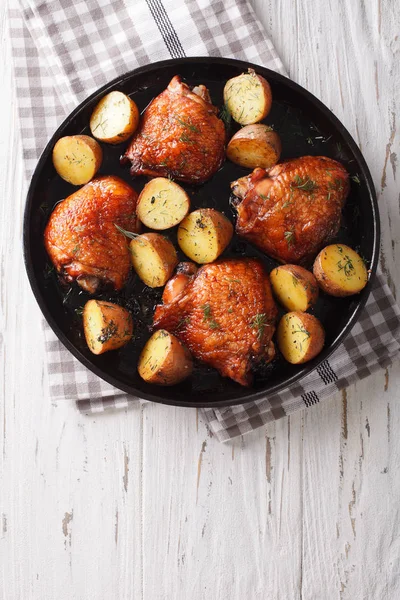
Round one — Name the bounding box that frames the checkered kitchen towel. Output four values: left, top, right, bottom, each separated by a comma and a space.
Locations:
9, 0, 400, 442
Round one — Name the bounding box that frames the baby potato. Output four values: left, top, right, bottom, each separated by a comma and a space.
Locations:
277, 312, 325, 365
52, 135, 102, 185
130, 233, 178, 288
137, 177, 190, 230
270, 265, 319, 312
177, 208, 233, 264
90, 91, 139, 144
138, 329, 193, 385
226, 125, 281, 170
223, 69, 272, 125
313, 244, 368, 297
83, 300, 133, 355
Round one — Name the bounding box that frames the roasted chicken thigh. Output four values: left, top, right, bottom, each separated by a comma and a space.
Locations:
153, 259, 278, 386
44, 175, 140, 293
123, 75, 226, 184
231, 156, 349, 264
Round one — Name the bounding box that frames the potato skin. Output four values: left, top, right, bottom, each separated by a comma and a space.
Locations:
270, 265, 319, 312
277, 311, 325, 364
130, 233, 178, 287
226, 125, 281, 170
313, 244, 368, 297
138, 330, 193, 385
52, 135, 102, 185
177, 208, 233, 264
223, 69, 272, 125
83, 300, 133, 355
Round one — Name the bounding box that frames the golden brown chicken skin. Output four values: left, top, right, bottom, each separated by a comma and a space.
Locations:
44, 176, 140, 293
153, 259, 278, 386
123, 76, 226, 184
231, 156, 349, 264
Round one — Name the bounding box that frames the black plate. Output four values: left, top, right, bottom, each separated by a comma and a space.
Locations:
24, 57, 380, 408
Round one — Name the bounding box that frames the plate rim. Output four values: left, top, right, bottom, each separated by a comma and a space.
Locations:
23, 56, 381, 409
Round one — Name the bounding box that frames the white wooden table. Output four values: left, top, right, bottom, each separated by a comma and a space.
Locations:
1, 1, 399, 598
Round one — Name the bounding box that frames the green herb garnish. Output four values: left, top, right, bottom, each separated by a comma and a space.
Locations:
177, 316, 191, 329
250, 313, 268, 340
44, 263, 55, 279
92, 117, 108, 135
201, 303, 220, 330
337, 255, 355, 278
179, 132, 195, 144
284, 230, 295, 247
97, 321, 118, 343
175, 116, 200, 133
114, 223, 139, 239
292, 326, 311, 351
291, 175, 317, 192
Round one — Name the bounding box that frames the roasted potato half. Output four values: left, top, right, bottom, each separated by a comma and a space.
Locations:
90, 91, 139, 144
223, 69, 272, 125
177, 208, 233, 264
137, 177, 190, 230
138, 329, 193, 385
52, 135, 102, 185
83, 300, 133, 355
277, 312, 325, 365
226, 125, 281, 170
313, 244, 368, 297
270, 265, 319, 312
130, 233, 178, 288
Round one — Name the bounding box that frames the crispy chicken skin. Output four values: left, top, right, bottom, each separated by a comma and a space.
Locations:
44, 176, 140, 293
153, 259, 278, 386
231, 156, 349, 264
123, 76, 226, 184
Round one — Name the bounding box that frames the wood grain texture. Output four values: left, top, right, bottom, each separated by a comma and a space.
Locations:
1, 1, 399, 599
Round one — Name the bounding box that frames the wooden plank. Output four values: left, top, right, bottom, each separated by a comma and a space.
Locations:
141, 406, 303, 599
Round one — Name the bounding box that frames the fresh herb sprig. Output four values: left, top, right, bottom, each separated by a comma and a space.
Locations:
114, 223, 140, 239
201, 303, 220, 330
284, 230, 295, 247
291, 174, 317, 192
250, 313, 268, 340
